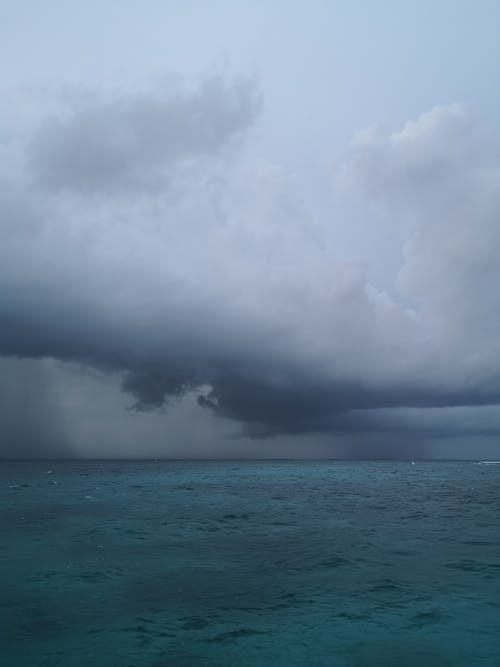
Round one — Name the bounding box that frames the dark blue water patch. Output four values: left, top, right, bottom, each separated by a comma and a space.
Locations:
1, 460, 500, 666
205, 627, 272, 643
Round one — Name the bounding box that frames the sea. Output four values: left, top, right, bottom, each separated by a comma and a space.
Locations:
1, 460, 499, 666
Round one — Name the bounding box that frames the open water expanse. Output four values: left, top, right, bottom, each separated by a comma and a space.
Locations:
1, 460, 499, 666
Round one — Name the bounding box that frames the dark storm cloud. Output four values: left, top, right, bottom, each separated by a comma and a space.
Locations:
197, 371, 500, 437
1, 86, 500, 451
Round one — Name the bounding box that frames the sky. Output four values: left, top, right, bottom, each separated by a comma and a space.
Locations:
1, 0, 500, 459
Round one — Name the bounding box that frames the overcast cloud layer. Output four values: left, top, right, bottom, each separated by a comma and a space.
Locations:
1, 1, 500, 457
1, 72, 500, 458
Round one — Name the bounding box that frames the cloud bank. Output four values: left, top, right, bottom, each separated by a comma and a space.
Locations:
1, 77, 500, 450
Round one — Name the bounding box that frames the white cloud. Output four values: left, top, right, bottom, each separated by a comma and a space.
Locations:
338, 103, 500, 389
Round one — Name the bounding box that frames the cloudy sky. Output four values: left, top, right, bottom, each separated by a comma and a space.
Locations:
1, 0, 500, 458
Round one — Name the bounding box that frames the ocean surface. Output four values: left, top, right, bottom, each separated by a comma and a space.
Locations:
1, 461, 499, 666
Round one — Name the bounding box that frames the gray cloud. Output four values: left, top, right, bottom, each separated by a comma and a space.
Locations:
1, 85, 500, 453
28, 77, 259, 194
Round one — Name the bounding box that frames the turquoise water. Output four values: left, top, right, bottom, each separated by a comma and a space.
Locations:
1, 461, 499, 666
